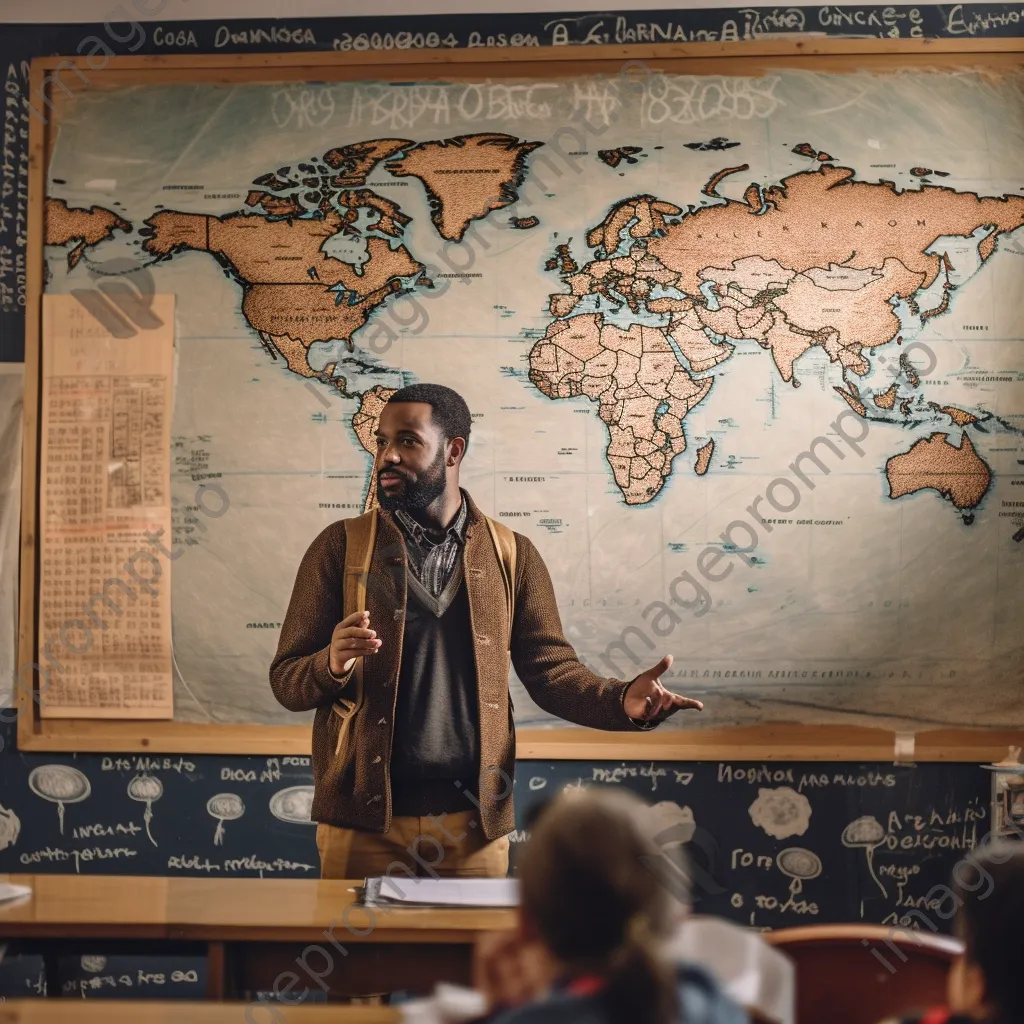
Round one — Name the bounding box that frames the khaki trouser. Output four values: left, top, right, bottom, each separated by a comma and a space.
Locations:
316, 809, 510, 880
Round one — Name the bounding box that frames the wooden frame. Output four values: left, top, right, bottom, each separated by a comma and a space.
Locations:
18, 39, 1024, 758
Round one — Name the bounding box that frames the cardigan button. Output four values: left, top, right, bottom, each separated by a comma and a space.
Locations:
372, 755, 382, 764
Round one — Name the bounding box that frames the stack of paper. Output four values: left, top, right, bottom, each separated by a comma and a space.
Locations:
0, 883, 31, 905
363, 877, 519, 909
666, 915, 795, 1024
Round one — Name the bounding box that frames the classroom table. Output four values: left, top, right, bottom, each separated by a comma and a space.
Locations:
0, 874, 516, 999
0, 1002, 399, 1023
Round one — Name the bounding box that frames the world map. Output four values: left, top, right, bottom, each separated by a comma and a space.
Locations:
41, 70, 1024, 729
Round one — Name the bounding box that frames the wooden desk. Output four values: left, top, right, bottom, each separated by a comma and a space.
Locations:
0, 875, 515, 999
0, 1002, 398, 1023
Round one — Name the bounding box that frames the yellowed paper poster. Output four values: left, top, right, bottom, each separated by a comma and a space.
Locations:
39, 294, 174, 719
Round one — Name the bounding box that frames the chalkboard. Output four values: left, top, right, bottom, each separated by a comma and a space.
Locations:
0, 718, 992, 933
0, 955, 45, 1000
4, 5, 1024, 360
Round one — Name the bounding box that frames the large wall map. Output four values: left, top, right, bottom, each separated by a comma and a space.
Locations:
40, 68, 1024, 730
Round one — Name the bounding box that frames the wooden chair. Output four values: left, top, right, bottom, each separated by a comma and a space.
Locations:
765, 924, 963, 1024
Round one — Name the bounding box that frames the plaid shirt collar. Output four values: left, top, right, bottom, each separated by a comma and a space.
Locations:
393, 491, 469, 549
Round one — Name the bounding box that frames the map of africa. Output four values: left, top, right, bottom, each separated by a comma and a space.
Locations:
42, 69, 1024, 730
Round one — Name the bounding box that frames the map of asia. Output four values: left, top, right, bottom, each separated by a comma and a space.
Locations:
42, 68, 1024, 730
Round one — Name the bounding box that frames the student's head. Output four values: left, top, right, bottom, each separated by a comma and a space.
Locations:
375, 383, 471, 512
947, 841, 1023, 1024
517, 788, 685, 1024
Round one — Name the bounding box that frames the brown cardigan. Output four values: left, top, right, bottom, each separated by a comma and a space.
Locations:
269, 492, 650, 839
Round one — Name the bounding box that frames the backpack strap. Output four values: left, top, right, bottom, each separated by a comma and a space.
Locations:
483, 515, 517, 651
333, 509, 378, 752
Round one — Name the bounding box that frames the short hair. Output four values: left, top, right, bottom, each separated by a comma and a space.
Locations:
954, 840, 1024, 1023
386, 383, 472, 446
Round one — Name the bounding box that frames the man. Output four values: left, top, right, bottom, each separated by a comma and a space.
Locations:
270, 383, 702, 880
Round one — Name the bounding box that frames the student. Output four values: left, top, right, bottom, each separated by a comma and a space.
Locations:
474, 788, 749, 1024
886, 842, 1022, 1024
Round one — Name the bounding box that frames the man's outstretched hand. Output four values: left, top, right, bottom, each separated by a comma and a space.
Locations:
623, 654, 703, 722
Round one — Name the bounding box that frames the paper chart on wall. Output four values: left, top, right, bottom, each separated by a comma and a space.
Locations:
38, 294, 175, 719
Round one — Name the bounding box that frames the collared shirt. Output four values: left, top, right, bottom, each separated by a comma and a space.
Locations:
392, 493, 468, 598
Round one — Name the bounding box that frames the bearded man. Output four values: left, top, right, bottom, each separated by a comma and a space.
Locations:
270, 383, 702, 879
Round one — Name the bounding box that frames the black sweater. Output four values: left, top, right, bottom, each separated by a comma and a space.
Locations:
389, 564, 480, 816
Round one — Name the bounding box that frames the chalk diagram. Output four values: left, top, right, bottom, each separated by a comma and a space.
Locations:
268, 786, 315, 825
649, 801, 697, 847
0, 801, 21, 851
748, 787, 812, 839
80, 956, 107, 974
208, 793, 244, 845
127, 774, 164, 846
777, 847, 822, 896
842, 815, 888, 898
28, 765, 91, 834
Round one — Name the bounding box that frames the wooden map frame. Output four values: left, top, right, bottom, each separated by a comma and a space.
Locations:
18, 38, 1024, 758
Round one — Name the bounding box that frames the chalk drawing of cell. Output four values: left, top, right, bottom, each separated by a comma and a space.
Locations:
777, 847, 822, 896
80, 956, 107, 974
28, 765, 91, 834
208, 793, 244, 845
842, 815, 888, 898
748, 787, 812, 839
127, 774, 164, 847
648, 801, 697, 847
268, 786, 315, 825
0, 802, 21, 851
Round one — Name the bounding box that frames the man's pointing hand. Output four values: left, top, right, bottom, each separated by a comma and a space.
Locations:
623, 654, 703, 722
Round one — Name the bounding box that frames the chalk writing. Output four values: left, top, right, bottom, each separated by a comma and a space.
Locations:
719, 764, 795, 784
18, 844, 137, 873
332, 30, 460, 51
642, 76, 781, 125
214, 26, 317, 49
732, 848, 775, 870
818, 5, 925, 35
592, 762, 668, 792
271, 88, 336, 130
101, 756, 196, 773
753, 893, 820, 914
152, 27, 199, 48
797, 770, 897, 791
61, 966, 202, 997
1, 62, 29, 313
948, 4, 1023, 34
72, 821, 142, 839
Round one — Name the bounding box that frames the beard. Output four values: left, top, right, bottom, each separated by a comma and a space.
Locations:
376, 448, 447, 512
